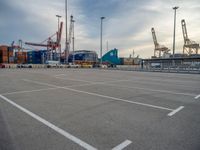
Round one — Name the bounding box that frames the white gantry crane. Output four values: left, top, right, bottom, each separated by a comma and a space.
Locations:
67, 15, 75, 53
151, 28, 170, 58
181, 19, 199, 55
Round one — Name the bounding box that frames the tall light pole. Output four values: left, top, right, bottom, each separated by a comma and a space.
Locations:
100, 17, 105, 66
65, 0, 68, 64
172, 6, 179, 57
72, 19, 75, 65
56, 15, 61, 63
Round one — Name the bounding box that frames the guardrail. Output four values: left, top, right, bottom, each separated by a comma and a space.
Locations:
114, 65, 200, 74
1, 64, 200, 74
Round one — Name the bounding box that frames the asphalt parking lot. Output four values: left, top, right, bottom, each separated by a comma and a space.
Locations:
0, 68, 200, 150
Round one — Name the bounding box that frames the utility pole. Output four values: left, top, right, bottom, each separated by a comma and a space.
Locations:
172, 6, 179, 57
100, 17, 105, 66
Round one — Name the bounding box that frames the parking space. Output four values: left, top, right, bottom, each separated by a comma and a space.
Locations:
0, 69, 200, 150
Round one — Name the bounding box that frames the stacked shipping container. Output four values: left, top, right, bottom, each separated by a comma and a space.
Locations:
119, 57, 141, 65
0, 46, 58, 64
15, 52, 27, 64
0, 45, 14, 63
0, 46, 8, 63
27, 50, 48, 64
27, 51, 41, 64
8, 47, 14, 63
121, 58, 134, 65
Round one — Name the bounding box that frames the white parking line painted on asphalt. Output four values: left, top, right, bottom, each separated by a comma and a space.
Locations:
53, 76, 196, 97
22, 79, 96, 89
23, 79, 174, 112
194, 94, 200, 99
167, 106, 185, 116
1, 87, 61, 95
55, 76, 132, 85
104, 83, 196, 97
112, 140, 132, 150
62, 86, 174, 111
22, 79, 60, 88
0, 95, 97, 150
1, 83, 102, 96
55, 76, 95, 83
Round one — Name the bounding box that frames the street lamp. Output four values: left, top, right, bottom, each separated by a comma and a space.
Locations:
172, 6, 179, 57
56, 15, 62, 63
72, 19, 75, 65
100, 17, 105, 66
65, 0, 68, 64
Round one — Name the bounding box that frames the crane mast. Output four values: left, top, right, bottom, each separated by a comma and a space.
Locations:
67, 15, 74, 53
181, 19, 199, 55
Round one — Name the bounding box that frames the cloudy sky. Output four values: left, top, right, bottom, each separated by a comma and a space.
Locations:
0, 0, 200, 58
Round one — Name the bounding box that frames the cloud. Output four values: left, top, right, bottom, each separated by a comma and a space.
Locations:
0, 0, 200, 58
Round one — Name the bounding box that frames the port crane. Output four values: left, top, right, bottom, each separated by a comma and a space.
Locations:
181, 19, 199, 55
151, 28, 170, 58
25, 22, 63, 61
61, 15, 75, 63
11, 41, 21, 51
66, 15, 75, 54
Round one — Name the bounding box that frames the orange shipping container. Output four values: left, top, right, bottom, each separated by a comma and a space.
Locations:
9, 51, 13, 57
0, 48, 8, 56
0, 46, 8, 51
2, 56, 8, 63
3, 51, 8, 56
122, 58, 134, 65
16, 52, 27, 64
0, 46, 8, 62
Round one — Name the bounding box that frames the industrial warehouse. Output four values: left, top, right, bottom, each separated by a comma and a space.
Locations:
0, 0, 200, 150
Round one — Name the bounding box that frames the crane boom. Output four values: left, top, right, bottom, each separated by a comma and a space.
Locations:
25, 22, 63, 48
181, 19, 188, 44
57, 22, 63, 46
25, 42, 48, 47
151, 28, 158, 47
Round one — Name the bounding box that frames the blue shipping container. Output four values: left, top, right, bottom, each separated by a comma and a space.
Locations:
27, 50, 47, 64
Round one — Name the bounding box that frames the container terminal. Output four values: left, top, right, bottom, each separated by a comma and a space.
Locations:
0, 1, 200, 150
0, 17, 199, 73
0, 10, 200, 72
